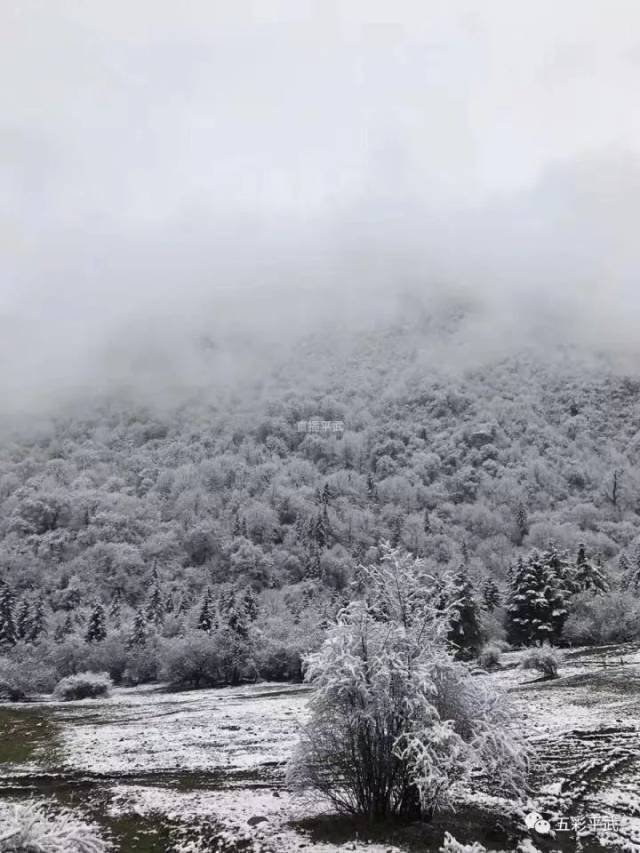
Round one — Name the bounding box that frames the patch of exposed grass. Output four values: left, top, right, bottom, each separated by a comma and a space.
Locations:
0, 706, 61, 767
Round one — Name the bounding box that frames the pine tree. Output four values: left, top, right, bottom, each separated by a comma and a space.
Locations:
164, 591, 175, 614
146, 579, 165, 628
321, 483, 331, 505
128, 609, 147, 648
515, 501, 529, 545
227, 599, 248, 639
447, 566, 482, 661
55, 613, 75, 643
85, 601, 107, 643
482, 578, 501, 612
242, 587, 258, 621
16, 598, 31, 641
109, 588, 122, 629
315, 514, 327, 549
619, 554, 632, 590
198, 588, 215, 633
506, 553, 567, 646
573, 544, 608, 594
0, 585, 17, 648
30, 596, 46, 642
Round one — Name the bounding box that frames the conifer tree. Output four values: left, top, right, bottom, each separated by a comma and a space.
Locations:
315, 513, 327, 549
85, 601, 107, 643
482, 578, 502, 612
55, 613, 75, 643
573, 544, 608, 594
164, 591, 175, 614
146, 577, 165, 627
128, 609, 147, 648
506, 553, 567, 646
447, 565, 482, 661
30, 595, 46, 642
242, 587, 258, 621
198, 588, 215, 633
16, 598, 31, 641
109, 588, 122, 629
0, 585, 17, 648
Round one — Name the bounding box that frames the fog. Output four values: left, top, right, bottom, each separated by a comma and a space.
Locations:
3, 1, 640, 414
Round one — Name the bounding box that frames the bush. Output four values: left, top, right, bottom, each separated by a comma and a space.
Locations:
478, 644, 502, 671
161, 632, 224, 688
0, 802, 108, 853
520, 645, 560, 679
563, 591, 640, 646
0, 649, 57, 700
54, 672, 112, 701
288, 545, 529, 820
161, 629, 256, 688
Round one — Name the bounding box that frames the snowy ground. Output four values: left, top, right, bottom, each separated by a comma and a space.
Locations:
2, 646, 640, 852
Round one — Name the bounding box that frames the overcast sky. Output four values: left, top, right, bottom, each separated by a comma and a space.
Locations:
2, 1, 640, 411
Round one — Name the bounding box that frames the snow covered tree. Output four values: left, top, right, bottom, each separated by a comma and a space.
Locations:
482, 578, 501, 612
573, 544, 608, 594
128, 609, 147, 648
241, 586, 258, 621
0, 584, 17, 648
288, 544, 529, 820
197, 588, 215, 633
146, 580, 165, 627
506, 552, 567, 646
30, 596, 46, 642
447, 566, 483, 661
15, 598, 31, 641
85, 601, 107, 643
109, 588, 122, 629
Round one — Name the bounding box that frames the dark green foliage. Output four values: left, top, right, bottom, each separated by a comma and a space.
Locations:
0, 585, 17, 648
30, 596, 47, 642
447, 566, 482, 661
128, 609, 147, 648
506, 552, 568, 647
197, 588, 215, 633
573, 544, 608, 594
482, 578, 501, 612
85, 602, 107, 643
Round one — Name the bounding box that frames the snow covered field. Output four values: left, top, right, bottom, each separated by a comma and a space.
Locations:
2, 646, 640, 852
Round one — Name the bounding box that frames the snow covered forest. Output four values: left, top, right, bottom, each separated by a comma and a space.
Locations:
0, 318, 639, 697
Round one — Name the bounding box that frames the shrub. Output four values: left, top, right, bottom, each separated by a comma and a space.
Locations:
0, 649, 57, 700
161, 632, 224, 688
288, 545, 529, 821
54, 672, 112, 701
478, 644, 501, 671
0, 802, 108, 853
520, 645, 560, 680
563, 591, 640, 646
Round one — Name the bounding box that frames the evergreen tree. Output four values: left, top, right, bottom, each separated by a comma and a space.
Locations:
619, 554, 631, 590
30, 596, 46, 642
515, 501, 529, 545
242, 587, 258, 621
227, 599, 249, 639
198, 588, 215, 633
573, 544, 608, 594
164, 591, 175, 614
447, 565, 482, 661
146, 579, 165, 627
482, 578, 501, 612
55, 613, 74, 643
128, 609, 147, 648
315, 513, 327, 549
85, 601, 107, 643
506, 552, 567, 646
109, 588, 122, 629
0, 585, 17, 648
16, 598, 31, 641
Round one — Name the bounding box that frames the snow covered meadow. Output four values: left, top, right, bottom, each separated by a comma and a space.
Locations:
2, 644, 640, 853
